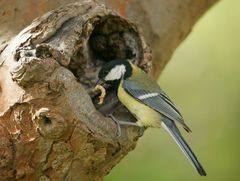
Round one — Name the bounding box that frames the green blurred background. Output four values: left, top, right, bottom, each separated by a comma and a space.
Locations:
106, 1, 240, 181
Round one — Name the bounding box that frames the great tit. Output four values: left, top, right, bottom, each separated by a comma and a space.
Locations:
97, 59, 206, 176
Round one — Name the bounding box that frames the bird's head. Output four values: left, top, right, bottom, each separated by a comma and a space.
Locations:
98, 59, 132, 85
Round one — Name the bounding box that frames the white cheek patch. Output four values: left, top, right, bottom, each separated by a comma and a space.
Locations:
138, 93, 159, 100
105, 65, 126, 81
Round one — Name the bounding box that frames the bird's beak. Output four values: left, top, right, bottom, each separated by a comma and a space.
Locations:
95, 79, 105, 86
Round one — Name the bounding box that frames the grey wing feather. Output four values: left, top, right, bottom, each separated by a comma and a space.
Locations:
123, 79, 191, 132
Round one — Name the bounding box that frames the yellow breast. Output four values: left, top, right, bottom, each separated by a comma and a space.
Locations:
117, 82, 161, 128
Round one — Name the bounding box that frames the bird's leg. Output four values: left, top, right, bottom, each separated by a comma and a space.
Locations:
107, 113, 145, 138
107, 113, 122, 138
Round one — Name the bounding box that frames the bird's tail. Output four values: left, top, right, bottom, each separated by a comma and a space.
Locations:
161, 117, 207, 176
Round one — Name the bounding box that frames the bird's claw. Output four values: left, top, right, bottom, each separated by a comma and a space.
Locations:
107, 113, 145, 138
107, 113, 122, 138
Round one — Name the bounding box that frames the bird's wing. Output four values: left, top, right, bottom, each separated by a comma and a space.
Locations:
122, 78, 191, 132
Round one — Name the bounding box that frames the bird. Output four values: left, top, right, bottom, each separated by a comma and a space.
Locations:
97, 59, 206, 176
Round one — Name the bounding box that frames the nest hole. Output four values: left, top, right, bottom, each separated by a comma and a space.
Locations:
67, 15, 147, 126
88, 15, 142, 62
69, 15, 144, 90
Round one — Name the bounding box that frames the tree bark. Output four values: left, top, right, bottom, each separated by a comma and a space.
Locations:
0, 0, 218, 180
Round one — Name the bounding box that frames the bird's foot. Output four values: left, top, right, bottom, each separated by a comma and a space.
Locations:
107, 114, 144, 138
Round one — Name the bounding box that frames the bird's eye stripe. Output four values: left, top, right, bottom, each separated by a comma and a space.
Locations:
138, 93, 159, 100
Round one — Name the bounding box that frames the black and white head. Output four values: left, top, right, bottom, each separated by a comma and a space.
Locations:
98, 59, 132, 84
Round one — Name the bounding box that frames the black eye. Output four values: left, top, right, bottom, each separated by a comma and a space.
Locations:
103, 70, 108, 76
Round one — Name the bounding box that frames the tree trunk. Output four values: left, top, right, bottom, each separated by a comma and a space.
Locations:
0, 0, 218, 180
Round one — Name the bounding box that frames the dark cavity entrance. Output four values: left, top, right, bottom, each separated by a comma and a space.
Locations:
88, 15, 142, 62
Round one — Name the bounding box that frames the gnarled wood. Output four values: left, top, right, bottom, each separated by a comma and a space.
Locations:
0, 1, 151, 180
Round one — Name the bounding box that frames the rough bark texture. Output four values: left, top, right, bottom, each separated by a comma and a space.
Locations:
0, 0, 218, 180
0, 0, 218, 78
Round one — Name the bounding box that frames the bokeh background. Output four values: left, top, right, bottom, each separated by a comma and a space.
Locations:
106, 1, 240, 181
